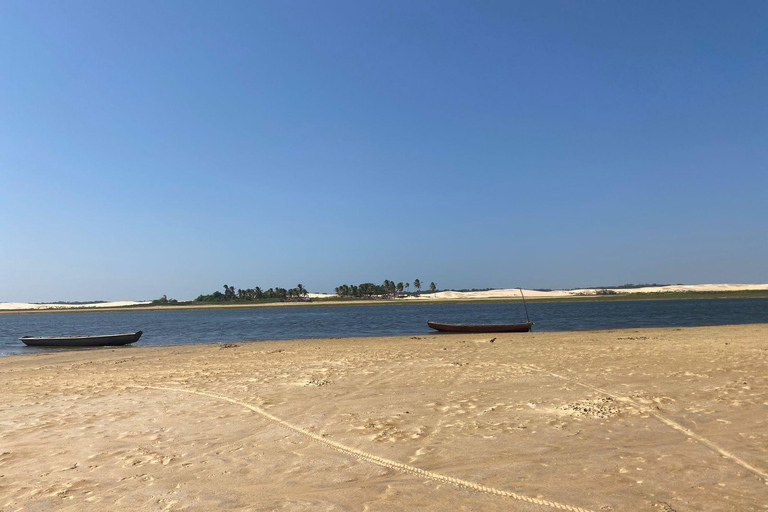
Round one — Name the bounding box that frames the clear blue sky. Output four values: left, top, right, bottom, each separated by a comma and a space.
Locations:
1, 1, 766, 302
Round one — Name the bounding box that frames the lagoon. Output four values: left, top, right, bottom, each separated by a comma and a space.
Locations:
2, 298, 767, 356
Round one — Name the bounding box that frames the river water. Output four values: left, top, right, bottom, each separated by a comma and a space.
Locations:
1, 298, 767, 356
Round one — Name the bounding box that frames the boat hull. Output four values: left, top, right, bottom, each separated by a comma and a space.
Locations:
427, 321, 533, 333
20, 331, 143, 347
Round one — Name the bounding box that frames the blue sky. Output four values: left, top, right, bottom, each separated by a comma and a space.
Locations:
1, 1, 766, 301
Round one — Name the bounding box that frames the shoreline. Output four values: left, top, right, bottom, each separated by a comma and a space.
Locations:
3, 321, 767, 357
2, 324, 766, 511
2, 289, 768, 315
4, 284, 768, 314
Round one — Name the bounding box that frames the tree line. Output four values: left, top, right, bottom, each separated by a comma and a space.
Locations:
153, 279, 440, 305
194, 284, 309, 302
335, 279, 437, 298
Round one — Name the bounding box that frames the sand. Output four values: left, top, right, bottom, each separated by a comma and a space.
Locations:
0, 301, 151, 311
405, 284, 768, 301
1, 325, 767, 511
3, 284, 767, 311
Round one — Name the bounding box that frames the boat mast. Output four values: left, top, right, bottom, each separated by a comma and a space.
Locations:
519, 287, 530, 323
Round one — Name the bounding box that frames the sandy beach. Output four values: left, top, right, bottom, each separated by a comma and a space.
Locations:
1, 325, 766, 511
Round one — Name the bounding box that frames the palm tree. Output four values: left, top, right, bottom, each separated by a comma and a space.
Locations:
405, 282, 410, 294
396, 282, 404, 296
414, 279, 421, 294
429, 282, 436, 293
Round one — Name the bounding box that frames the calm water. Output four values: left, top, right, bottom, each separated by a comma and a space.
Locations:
1, 298, 767, 357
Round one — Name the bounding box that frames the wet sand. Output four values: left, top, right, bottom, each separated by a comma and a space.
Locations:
1, 325, 766, 511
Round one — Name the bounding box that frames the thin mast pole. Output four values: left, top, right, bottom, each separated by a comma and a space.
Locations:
519, 287, 530, 323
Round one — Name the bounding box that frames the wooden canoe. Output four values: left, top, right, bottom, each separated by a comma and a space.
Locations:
427, 321, 533, 333
20, 331, 143, 347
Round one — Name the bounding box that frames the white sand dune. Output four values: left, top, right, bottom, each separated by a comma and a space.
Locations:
2, 284, 765, 311
0, 300, 151, 311
405, 283, 768, 300
307, 293, 338, 299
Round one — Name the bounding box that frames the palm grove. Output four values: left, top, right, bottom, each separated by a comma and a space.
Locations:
155, 280, 438, 305
334, 279, 437, 298
194, 284, 309, 302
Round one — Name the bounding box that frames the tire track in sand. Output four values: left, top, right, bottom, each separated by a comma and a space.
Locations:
136, 385, 595, 512
522, 365, 768, 484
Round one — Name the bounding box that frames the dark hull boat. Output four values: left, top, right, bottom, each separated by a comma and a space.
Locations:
427, 288, 534, 334
20, 331, 143, 347
427, 321, 533, 333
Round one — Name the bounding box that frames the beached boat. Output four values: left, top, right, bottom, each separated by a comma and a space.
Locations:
427, 321, 533, 333
427, 287, 533, 333
20, 331, 143, 347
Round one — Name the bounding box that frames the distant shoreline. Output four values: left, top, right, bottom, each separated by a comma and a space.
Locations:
2, 288, 768, 315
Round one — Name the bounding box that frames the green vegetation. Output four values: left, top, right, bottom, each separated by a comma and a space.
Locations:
151, 295, 179, 305
334, 279, 437, 298
6, 287, 767, 315
193, 284, 309, 303
138, 288, 768, 310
